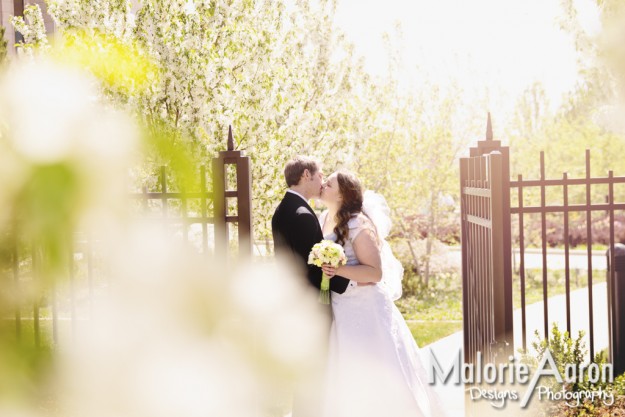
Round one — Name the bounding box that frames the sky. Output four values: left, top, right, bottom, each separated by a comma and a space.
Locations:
333, 0, 601, 130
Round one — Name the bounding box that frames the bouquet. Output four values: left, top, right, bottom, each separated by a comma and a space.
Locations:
308, 240, 347, 304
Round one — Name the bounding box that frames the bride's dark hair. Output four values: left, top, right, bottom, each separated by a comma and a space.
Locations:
334, 171, 363, 246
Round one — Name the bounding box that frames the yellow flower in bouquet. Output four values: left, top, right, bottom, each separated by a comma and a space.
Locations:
308, 240, 347, 304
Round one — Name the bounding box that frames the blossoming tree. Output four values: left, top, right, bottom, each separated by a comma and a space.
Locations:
13, 0, 369, 243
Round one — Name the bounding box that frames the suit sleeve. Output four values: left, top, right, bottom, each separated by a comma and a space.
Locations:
290, 210, 324, 288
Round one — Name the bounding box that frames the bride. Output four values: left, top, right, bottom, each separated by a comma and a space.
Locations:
318, 171, 447, 417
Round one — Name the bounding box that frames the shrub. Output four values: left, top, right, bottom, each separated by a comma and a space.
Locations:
391, 238, 460, 298
522, 323, 625, 416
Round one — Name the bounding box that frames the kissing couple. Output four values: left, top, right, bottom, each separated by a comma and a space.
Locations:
271, 156, 448, 417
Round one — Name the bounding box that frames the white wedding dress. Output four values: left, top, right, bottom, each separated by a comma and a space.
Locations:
320, 211, 447, 417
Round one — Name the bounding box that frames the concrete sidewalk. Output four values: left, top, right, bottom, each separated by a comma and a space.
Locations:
419, 282, 609, 417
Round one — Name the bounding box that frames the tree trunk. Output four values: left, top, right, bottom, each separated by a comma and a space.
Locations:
424, 191, 438, 287
396, 213, 421, 277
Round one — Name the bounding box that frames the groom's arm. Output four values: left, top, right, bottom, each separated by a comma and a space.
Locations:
290, 208, 324, 289
329, 273, 350, 294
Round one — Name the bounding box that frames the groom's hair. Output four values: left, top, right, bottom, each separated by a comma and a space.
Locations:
284, 156, 320, 187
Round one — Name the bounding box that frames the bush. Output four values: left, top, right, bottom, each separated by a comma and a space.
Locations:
395, 211, 460, 245
391, 237, 460, 298
522, 323, 625, 416
512, 212, 625, 249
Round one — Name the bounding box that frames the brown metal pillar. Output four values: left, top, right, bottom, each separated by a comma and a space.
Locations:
469, 113, 514, 354
212, 126, 253, 260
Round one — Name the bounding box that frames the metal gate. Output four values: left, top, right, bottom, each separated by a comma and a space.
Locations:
460, 117, 514, 366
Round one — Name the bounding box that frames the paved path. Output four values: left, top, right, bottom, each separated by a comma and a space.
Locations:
446, 246, 608, 270
420, 282, 609, 417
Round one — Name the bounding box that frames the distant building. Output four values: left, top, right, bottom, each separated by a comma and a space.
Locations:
0, 1, 55, 55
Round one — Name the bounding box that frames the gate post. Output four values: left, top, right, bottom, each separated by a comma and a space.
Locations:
607, 243, 625, 375
470, 113, 514, 355
212, 126, 253, 259
460, 114, 515, 416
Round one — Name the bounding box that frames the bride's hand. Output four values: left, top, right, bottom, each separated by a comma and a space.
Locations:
321, 264, 337, 278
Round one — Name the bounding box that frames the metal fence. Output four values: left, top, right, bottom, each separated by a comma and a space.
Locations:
461, 114, 625, 412
511, 149, 625, 358
7, 127, 252, 347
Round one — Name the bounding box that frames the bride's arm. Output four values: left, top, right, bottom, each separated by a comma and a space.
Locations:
322, 228, 382, 283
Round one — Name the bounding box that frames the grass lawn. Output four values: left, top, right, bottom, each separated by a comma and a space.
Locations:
396, 294, 463, 346
405, 320, 462, 347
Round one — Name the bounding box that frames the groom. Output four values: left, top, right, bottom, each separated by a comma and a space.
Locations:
272, 155, 350, 300
271, 155, 349, 417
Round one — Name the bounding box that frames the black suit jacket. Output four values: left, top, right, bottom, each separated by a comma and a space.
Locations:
272, 192, 350, 294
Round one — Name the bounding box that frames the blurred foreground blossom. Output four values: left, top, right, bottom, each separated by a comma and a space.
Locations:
1, 220, 328, 416
0, 57, 138, 282
0, 51, 328, 417
55, 225, 326, 417
0, 53, 139, 414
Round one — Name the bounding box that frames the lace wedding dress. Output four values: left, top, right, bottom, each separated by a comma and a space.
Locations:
320, 210, 447, 417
